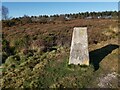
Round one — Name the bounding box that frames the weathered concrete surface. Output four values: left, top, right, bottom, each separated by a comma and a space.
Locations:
69, 27, 89, 65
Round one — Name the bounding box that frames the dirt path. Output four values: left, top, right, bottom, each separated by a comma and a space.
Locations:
98, 72, 119, 88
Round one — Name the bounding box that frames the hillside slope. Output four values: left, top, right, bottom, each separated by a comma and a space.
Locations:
1, 19, 119, 88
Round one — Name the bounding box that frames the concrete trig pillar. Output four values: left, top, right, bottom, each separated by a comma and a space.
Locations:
69, 27, 89, 65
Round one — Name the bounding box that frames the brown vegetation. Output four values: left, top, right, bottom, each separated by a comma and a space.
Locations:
1, 18, 119, 88
2, 18, 118, 53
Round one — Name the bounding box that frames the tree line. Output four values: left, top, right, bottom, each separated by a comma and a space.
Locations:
2, 6, 118, 27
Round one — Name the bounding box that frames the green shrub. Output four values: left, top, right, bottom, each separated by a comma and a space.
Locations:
2, 20, 16, 27
41, 34, 56, 52
2, 39, 16, 63
13, 35, 30, 52
5, 55, 20, 66
2, 39, 10, 52
2, 52, 8, 63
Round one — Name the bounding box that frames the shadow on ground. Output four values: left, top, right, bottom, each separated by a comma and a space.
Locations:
89, 44, 119, 71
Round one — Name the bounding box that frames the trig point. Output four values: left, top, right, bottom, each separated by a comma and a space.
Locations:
69, 27, 89, 65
